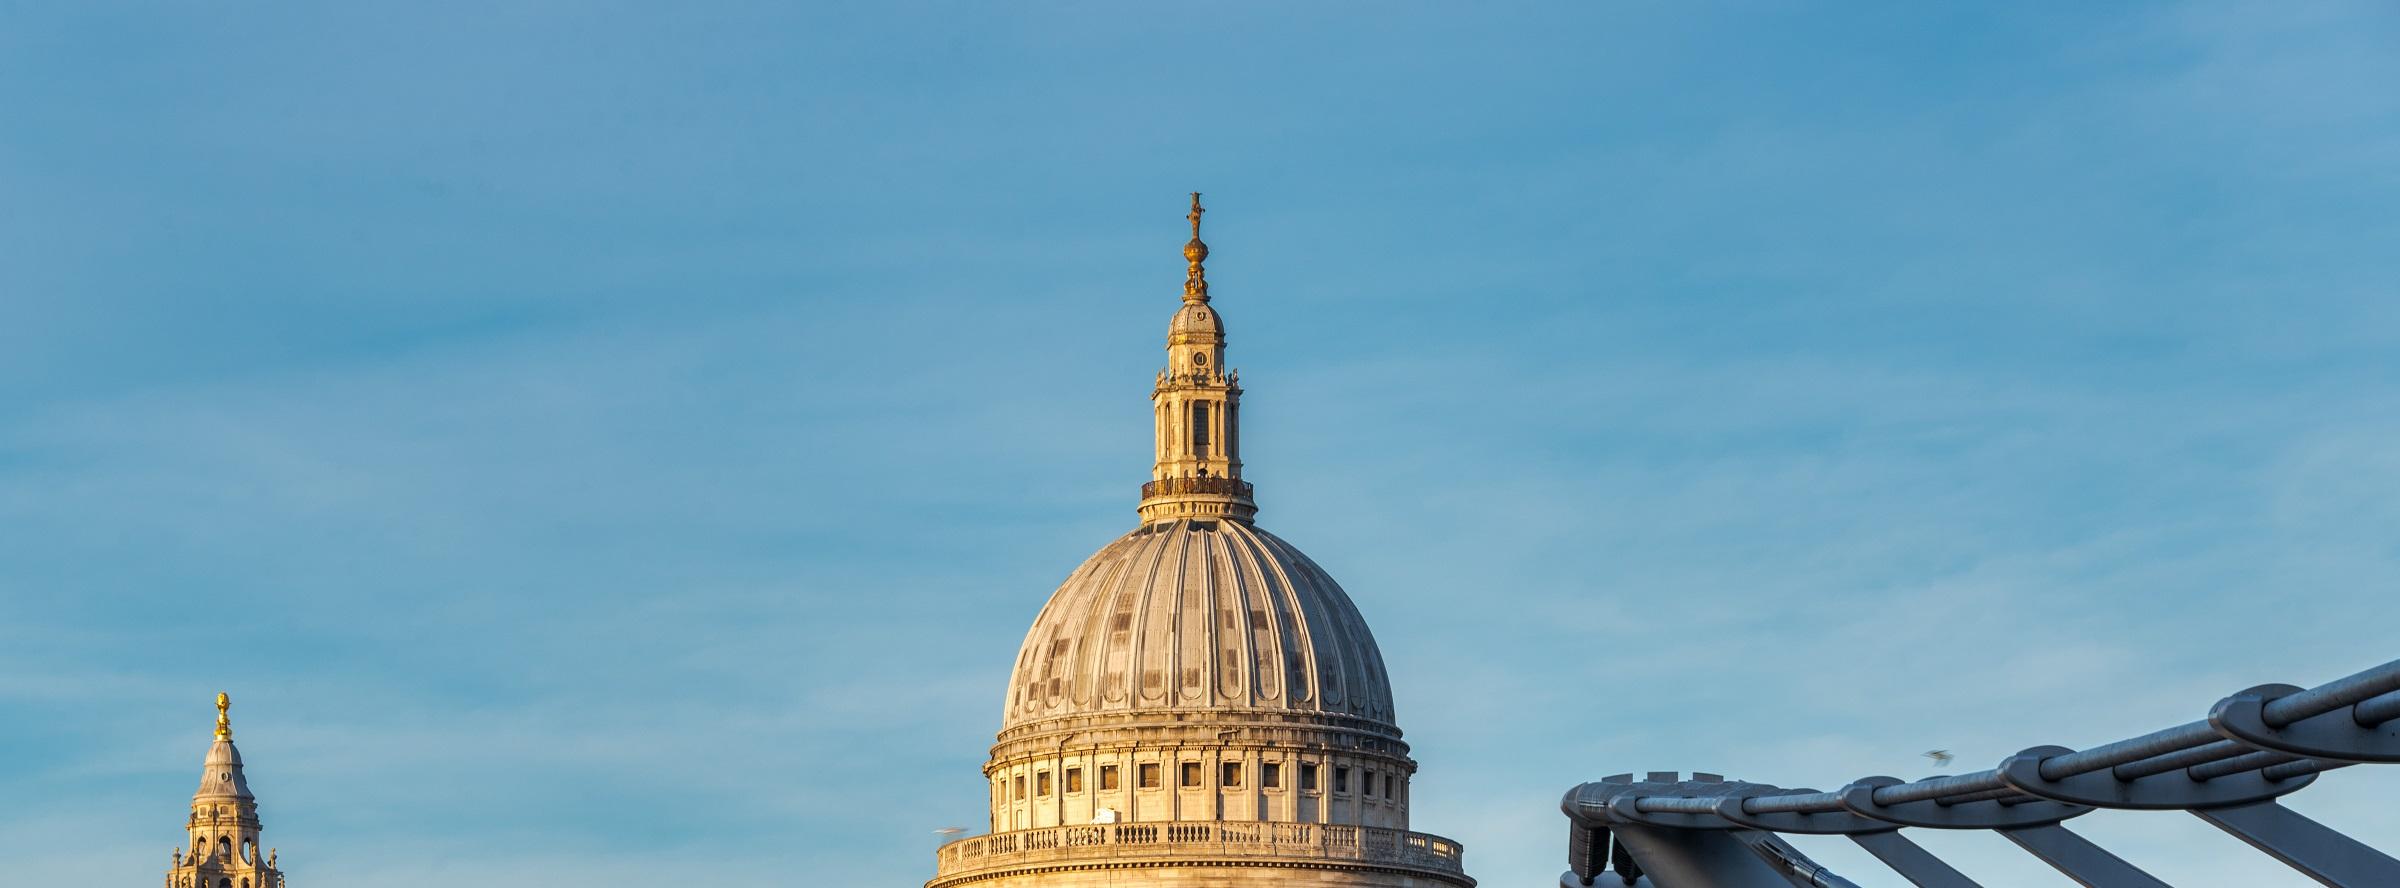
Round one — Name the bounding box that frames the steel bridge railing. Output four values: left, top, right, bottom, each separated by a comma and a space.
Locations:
1561, 657, 2400, 888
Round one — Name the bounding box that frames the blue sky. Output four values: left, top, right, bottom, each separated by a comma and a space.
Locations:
3, 2, 2396, 885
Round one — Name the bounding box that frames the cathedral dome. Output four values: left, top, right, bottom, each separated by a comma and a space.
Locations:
1001, 518, 1396, 737
935, 195, 1471, 888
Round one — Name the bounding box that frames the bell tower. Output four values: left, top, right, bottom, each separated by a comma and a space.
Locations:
165, 694, 286, 888
1138, 193, 1257, 524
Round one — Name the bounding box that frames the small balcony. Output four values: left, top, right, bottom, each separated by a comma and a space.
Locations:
1140, 476, 1254, 500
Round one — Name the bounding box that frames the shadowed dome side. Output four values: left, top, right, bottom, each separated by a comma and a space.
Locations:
1001, 518, 1396, 735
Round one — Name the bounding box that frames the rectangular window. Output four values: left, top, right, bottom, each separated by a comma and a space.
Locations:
1101, 765, 1121, 791
1066, 767, 1083, 793
1014, 776, 1026, 800
1139, 763, 1161, 789
1384, 774, 1395, 798
1181, 762, 1204, 788
1221, 762, 1242, 788
1036, 771, 1052, 796
1262, 762, 1282, 789
1192, 403, 1211, 458
1364, 770, 1376, 797
1335, 767, 1350, 794
1300, 763, 1319, 792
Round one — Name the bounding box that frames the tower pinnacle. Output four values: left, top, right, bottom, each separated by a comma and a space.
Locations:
1182, 192, 1210, 303
172, 693, 286, 888
1140, 193, 1254, 523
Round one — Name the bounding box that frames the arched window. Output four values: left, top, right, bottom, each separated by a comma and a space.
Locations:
218, 837, 232, 858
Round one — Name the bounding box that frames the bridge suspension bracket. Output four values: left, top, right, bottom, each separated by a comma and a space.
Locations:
1709, 793, 1895, 835
2211, 683, 2400, 764
1838, 776, 2091, 829
1999, 744, 2317, 810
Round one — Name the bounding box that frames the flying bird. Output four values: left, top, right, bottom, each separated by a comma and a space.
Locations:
1923, 750, 1954, 768
933, 827, 967, 837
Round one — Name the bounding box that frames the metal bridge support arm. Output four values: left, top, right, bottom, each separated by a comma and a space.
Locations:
1847, 831, 1983, 888
1562, 872, 1656, 888
1605, 822, 1818, 888
2192, 801, 2400, 888
1998, 824, 2170, 888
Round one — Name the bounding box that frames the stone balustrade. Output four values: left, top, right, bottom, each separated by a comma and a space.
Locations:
1139, 476, 1254, 499
929, 821, 1467, 886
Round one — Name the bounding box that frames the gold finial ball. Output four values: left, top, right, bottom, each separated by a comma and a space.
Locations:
217, 692, 230, 709
1183, 237, 1208, 263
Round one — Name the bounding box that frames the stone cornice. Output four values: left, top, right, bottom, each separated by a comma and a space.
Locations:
928, 822, 1474, 888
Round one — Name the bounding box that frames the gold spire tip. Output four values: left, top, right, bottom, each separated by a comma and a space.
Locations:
1181, 192, 1210, 303
214, 692, 231, 740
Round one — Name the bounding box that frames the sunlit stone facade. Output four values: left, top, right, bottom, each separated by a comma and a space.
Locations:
928, 197, 1474, 888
